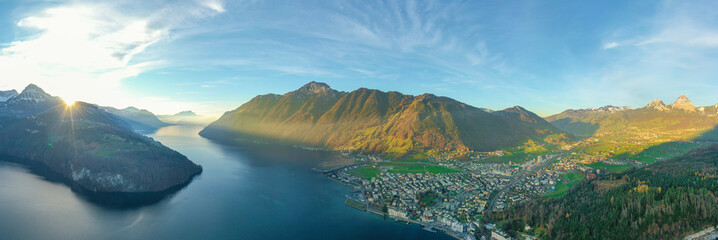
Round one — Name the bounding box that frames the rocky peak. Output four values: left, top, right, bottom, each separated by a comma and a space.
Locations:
507, 105, 528, 112
0, 90, 18, 102
415, 93, 437, 101
588, 105, 633, 113
295, 81, 333, 95
497, 105, 542, 123
21, 84, 46, 94
11, 84, 53, 103
668, 95, 697, 112
646, 99, 669, 111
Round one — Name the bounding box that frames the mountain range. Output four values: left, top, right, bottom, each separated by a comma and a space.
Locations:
200, 82, 571, 159
0, 84, 201, 192
546, 95, 718, 160
158, 110, 216, 125
101, 106, 170, 131
0, 90, 18, 102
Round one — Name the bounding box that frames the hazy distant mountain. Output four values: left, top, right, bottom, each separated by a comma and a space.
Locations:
0, 84, 202, 192
102, 106, 170, 132
158, 110, 215, 125
173, 110, 198, 117
0, 90, 18, 102
200, 82, 570, 159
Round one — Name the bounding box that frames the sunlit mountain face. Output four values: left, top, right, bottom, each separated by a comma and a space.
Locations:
1, 1, 718, 240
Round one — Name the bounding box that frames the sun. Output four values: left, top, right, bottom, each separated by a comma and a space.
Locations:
62, 97, 77, 106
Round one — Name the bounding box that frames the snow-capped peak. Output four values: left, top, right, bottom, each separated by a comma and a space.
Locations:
11, 84, 52, 103
0, 90, 18, 102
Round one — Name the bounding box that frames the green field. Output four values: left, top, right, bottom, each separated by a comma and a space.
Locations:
419, 191, 438, 207
544, 172, 584, 198
398, 152, 431, 163
582, 162, 633, 173
346, 165, 380, 179
584, 138, 708, 164
619, 141, 704, 164
382, 162, 461, 174
478, 140, 556, 164
347, 161, 461, 178
345, 198, 366, 211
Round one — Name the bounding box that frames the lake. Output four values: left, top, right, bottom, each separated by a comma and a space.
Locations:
0, 125, 453, 240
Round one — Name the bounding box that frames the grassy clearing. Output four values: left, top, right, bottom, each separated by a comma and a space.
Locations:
419, 191, 438, 207
399, 152, 430, 163
347, 160, 461, 178
585, 139, 706, 163
582, 162, 633, 173
478, 150, 545, 164
346, 165, 380, 179
561, 172, 582, 181
478, 141, 555, 164
382, 162, 461, 174
623, 141, 704, 164
345, 198, 366, 211
603, 164, 633, 173
544, 172, 585, 198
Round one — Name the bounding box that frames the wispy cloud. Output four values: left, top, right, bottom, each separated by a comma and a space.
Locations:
215, 0, 509, 90
577, 0, 718, 108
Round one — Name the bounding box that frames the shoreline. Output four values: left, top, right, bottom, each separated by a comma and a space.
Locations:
200, 134, 472, 240
329, 177, 469, 240
313, 153, 472, 240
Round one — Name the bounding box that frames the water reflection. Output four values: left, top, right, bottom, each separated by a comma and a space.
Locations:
0, 154, 198, 210
0, 125, 453, 240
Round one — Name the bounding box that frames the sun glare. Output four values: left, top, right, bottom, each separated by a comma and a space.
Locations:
62, 98, 76, 106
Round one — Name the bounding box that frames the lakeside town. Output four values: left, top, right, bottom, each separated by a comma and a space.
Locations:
321, 150, 611, 240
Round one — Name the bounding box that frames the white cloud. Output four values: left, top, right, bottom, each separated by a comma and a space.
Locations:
0, 1, 225, 109
602, 42, 619, 49
199, 0, 226, 13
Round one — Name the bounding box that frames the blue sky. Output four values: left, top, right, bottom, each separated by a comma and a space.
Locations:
1, 0, 717, 116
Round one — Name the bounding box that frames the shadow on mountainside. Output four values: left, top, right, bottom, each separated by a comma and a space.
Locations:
549, 118, 599, 139
614, 125, 718, 165
203, 137, 341, 169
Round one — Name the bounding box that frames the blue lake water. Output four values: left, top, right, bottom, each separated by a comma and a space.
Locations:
0, 125, 453, 240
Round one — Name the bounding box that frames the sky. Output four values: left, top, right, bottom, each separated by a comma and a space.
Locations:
1, 0, 717, 117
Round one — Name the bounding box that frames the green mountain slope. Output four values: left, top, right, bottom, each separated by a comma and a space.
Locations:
200, 82, 571, 159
